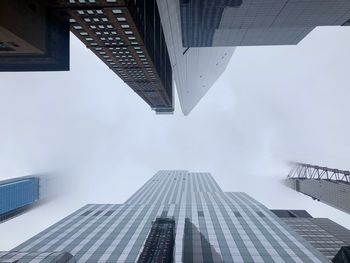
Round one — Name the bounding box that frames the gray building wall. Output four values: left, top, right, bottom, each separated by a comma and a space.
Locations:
156, 0, 235, 115
13, 171, 327, 262
272, 210, 350, 260
0, 251, 75, 263
286, 178, 350, 214
180, 0, 350, 47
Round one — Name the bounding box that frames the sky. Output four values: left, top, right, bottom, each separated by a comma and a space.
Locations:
1, 26, 350, 250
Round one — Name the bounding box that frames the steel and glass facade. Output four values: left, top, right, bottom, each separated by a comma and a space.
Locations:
180, 0, 350, 47
272, 209, 350, 260
156, 0, 235, 115
0, 176, 40, 223
13, 171, 326, 262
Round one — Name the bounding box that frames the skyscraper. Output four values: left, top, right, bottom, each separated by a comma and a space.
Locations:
58, 0, 174, 114
286, 162, 350, 215
0, 0, 69, 71
156, 0, 235, 115
1, 0, 173, 114
180, 0, 350, 47
271, 209, 350, 260
0, 176, 40, 223
10, 171, 327, 262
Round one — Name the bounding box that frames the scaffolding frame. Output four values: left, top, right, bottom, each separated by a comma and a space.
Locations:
288, 162, 350, 183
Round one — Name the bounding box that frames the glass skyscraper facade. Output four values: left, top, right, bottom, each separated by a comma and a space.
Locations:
180, 0, 350, 47
0, 176, 40, 223
156, 0, 235, 115
272, 209, 350, 260
9, 171, 327, 262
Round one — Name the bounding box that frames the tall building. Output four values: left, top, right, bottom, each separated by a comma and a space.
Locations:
0, 176, 40, 223
1, 0, 173, 114
0, 0, 69, 71
271, 209, 350, 260
180, 0, 350, 47
57, 0, 173, 114
156, 0, 235, 115
286, 162, 350, 214
10, 171, 327, 262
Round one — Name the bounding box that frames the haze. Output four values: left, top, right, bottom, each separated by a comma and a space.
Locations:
1, 27, 350, 249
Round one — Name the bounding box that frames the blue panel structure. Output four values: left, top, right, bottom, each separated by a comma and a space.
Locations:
0, 176, 39, 223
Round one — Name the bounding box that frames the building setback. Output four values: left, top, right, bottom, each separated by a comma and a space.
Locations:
8, 171, 327, 262
271, 209, 350, 260
0, 176, 40, 223
58, 0, 173, 114
180, 0, 350, 47
286, 162, 350, 215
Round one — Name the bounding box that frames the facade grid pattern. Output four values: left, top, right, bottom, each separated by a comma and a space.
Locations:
180, 0, 350, 47
57, 0, 173, 113
12, 171, 327, 262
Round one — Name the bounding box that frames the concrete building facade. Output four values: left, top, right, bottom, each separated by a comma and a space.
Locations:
180, 0, 350, 47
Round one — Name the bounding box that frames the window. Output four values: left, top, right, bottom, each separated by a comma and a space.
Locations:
256, 211, 265, 217
112, 9, 122, 14
234, 211, 242, 217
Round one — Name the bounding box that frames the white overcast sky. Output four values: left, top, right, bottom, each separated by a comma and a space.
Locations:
1, 27, 350, 250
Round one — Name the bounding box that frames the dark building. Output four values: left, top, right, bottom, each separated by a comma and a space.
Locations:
1, 0, 173, 114
180, 0, 350, 47
57, 0, 173, 113
286, 162, 350, 215
0, 176, 40, 223
272, 209, 350, 260
137, 217, 175, 263
0, 0, 69, 71
333, 246, 350, 263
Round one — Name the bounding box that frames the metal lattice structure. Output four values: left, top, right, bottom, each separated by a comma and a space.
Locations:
288, 162, 350, 183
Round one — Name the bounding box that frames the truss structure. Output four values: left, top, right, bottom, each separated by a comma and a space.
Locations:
288, 162, 350, 183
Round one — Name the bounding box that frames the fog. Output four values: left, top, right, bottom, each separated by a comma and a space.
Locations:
1, 27, 350, 249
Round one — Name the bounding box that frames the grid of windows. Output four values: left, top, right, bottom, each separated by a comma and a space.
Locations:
56, 0, 173, 113
286, 178, 350, 214
13, 171, 327, 262
281, 217, 350, 260
180, 0, 350, 47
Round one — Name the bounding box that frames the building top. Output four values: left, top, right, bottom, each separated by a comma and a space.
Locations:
13, 171, 327, 262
